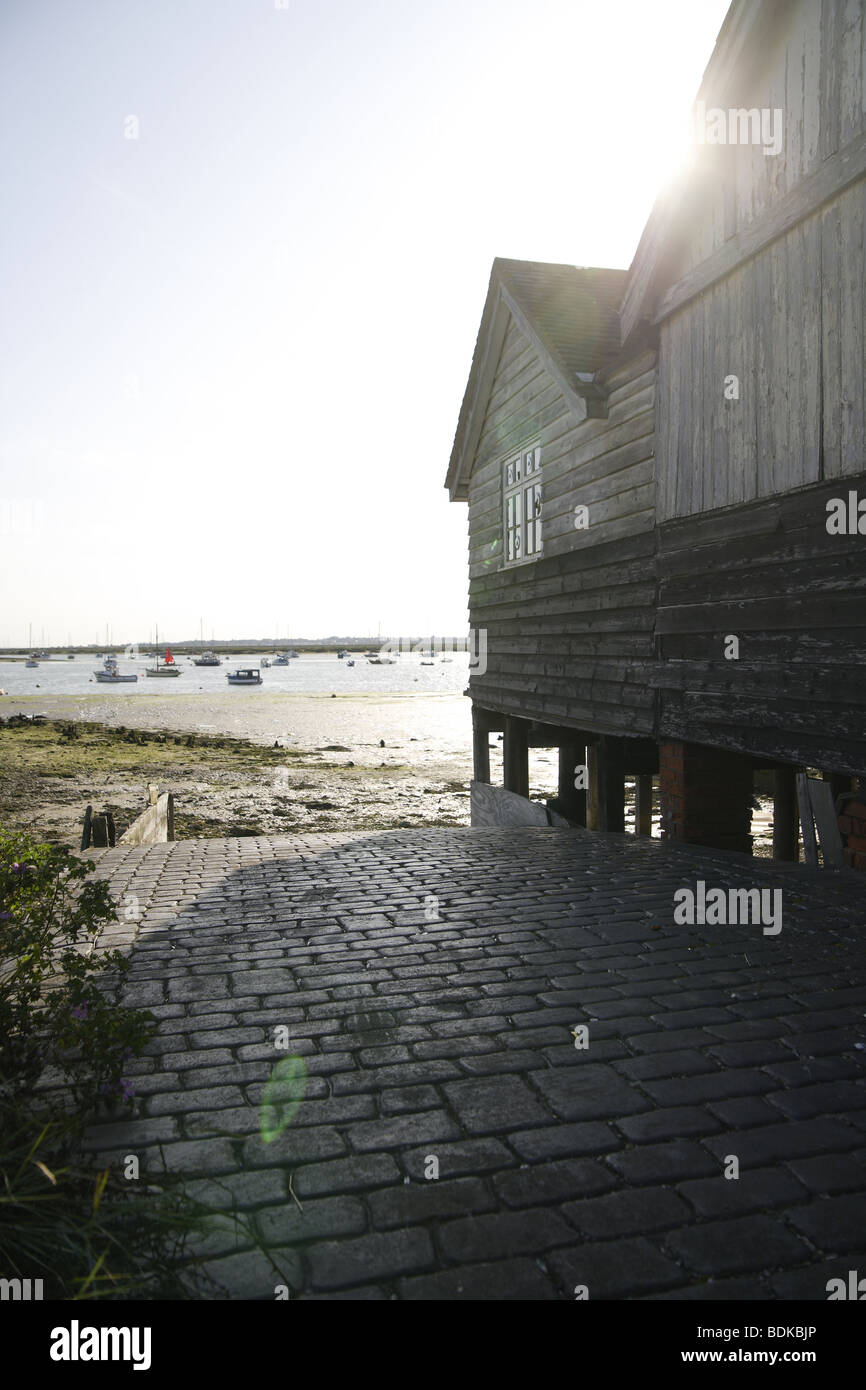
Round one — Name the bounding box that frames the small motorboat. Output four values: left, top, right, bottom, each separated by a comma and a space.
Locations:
273, 653, 290, 666
367, 655, 396, 665
227, 668, 263, 685
421, 660, 435, 666
95, 656, 138, 683
337, 650, 348, 659
260, 656, 272, 668
193, 650, 222, 667
346, 658, 355, 667
25, 657, 39, 668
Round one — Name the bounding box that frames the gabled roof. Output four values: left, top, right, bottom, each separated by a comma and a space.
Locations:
445, 258, 628, 500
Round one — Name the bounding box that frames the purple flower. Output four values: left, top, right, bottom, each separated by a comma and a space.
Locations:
71, 1001, 89, 1021
0, 911, 11, 921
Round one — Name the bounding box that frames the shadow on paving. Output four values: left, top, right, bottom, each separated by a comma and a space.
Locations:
82, 827, 866, 1300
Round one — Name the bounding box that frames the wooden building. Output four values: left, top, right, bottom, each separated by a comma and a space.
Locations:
446, 0, 866, 863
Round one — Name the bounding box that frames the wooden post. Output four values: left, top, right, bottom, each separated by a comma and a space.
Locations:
472, 708, 490, 785
596, 736, 625, 833
80, 805, 93, 852
586, 741, 599, 830
90, 813, 109, 848
635, 774, 653, 836
503, 716, 529, 798
773, 767, 799, 861
167, 792, 175, 842
557, 740, 587, 825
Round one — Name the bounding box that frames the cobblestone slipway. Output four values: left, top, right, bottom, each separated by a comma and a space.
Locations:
79, 828, 866, 1300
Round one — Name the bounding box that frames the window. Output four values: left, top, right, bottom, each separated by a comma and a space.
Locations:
503, 442, 542, 565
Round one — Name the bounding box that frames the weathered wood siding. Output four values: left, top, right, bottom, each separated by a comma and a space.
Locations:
657, 473, 866, 775
656, 0, 866, 520
657, 179, 865, 520
677, 0, 865, 276
650, 1, 866, 774
467, 317, 657, 737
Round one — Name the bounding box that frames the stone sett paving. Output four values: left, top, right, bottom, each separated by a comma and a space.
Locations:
79, 827, 866, 1301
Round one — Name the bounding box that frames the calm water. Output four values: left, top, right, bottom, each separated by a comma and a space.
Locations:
0, 651, 471, 699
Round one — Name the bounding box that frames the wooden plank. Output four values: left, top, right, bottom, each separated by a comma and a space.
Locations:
821, 197, 842, 477
820, 0, 842, 160
808, 777, 844, 867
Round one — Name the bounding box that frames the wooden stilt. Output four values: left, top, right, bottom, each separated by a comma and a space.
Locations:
558, 740, 587, 825
503, 716, 529, 798
586, 741, 599, 830
596, 736, 625, 833
472, 707, 491, 784
773, 767, 799, 861
635, 774, 653, 836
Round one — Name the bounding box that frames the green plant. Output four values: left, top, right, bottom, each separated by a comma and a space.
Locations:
0, 829, 155, 1113
0, 1099, 225, 1299
0, 827, 223, 1298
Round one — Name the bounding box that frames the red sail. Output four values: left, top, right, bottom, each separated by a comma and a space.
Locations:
165, 649, 174, 663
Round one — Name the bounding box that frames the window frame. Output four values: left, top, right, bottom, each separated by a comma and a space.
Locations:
502, 440, 543, 568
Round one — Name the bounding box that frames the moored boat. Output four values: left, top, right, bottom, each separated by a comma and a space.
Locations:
146, 646, 182, 677
193, 650, 222, 666
227, 668, 263, 685
95, 656, 138, 683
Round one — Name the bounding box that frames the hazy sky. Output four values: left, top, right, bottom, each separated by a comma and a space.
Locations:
0, 0, 729, 647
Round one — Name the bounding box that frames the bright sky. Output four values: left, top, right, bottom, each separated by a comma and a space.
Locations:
0, 0, 730, 648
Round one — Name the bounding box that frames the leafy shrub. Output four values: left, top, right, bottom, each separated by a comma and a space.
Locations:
0, 829, 155, 1113
0, 829, 222, 1298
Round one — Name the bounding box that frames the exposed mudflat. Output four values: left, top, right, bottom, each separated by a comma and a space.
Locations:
0, 695, 494, 848
0, 692, 775, 854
